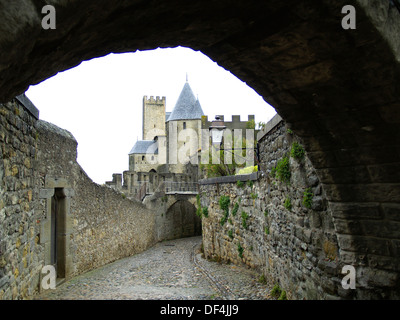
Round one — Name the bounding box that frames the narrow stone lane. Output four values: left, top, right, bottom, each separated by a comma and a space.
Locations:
34, 236, 273, 300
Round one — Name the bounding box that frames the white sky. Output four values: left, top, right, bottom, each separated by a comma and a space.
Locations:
26, 46, 276, 184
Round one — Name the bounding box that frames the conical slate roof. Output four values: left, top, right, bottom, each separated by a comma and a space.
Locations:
167, 82, 204, 121
129, 140, 158, 154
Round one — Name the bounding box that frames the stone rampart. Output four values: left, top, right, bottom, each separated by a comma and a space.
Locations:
199, 115, 342, 299
1, 97, 158, 299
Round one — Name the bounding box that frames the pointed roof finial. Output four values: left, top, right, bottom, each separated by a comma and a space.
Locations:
186, 73, 188, 83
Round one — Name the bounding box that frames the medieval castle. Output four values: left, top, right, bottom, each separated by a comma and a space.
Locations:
106, 79, 256, 199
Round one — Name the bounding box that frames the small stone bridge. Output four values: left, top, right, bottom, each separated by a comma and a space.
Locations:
142, 182, 202, 242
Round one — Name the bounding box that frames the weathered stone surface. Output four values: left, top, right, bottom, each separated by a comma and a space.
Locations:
200, 119, 340, 299
0, 0, 399, 300
1, 98, 194, 300
200, 116, 400, 299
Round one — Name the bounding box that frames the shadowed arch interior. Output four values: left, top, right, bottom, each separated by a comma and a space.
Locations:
1, 0, 400, 299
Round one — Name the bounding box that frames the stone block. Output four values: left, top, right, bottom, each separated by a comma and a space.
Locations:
367, 254, 400, 271
367, 162, 400, 183
334, 218, 363, 235
325, 183, 400, 202
382, 203, 400, 221
360, 220, 400, 238
357, 267, 399, 288
329, 202, 382, 220
40, 219, 51, 244
39, 188, 54, 199
336, 234, 391, 256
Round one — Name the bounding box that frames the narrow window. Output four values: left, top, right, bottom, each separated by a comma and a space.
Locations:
183, 122, 186, 130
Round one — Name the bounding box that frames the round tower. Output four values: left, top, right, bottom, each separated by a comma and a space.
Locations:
166, 80, 204, 173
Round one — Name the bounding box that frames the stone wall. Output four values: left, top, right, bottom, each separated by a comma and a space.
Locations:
35, 120, 157, 279
0, 98, 40, 299
199, 115, 341, 300
0, 97, 159, 299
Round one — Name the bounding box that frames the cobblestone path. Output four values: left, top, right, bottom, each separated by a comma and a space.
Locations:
34, 236, 273, 300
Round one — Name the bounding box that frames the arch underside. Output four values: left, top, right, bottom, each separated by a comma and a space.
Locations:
1, 0, 400, 297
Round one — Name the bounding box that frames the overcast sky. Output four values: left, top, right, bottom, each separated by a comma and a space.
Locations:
26, 46, 276, 184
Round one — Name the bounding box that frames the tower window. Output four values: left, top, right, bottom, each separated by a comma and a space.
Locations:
142, 156, 145, 161
183, 122, 186, 129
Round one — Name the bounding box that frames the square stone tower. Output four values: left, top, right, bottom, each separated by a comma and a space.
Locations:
142, 96, 166, 140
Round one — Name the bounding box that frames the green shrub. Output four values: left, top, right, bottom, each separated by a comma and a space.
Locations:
290, 142, 305, 160
219, 195, 230, 211
232, 202, 239, 216
258, 274, 268, 284
250, 193, 258, 199
228, 229, 234, 239
196, 206, 202, 218
246, 119, 256, 129
271, 284, 282, 298
247, 180, 254, 188
303, 188, 314, 209
241, 211, 249, 229
278, 290, 287, 300
236, 180, 245, 188
202, 207, 209, 217
219, 195, 230, 225
273, 156, 291, 183
237, 242, 244, 258
220, 211, 229, 226
284, 197, 292, 211
265, 226, 269, 235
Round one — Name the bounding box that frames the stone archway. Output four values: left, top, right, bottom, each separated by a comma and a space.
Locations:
0, 0, 400, 298
164, 200, 201, 240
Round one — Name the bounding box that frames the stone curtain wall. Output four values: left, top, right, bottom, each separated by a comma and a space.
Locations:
0, 98, 158, 299
199, 118, 340, 300
35, 120, 157, 278
0, 99, 41, 299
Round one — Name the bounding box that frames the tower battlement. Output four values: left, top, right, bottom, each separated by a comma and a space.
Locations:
142, 95, 166, 140
143, 95, 166, 104
201, 114, 255, 130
